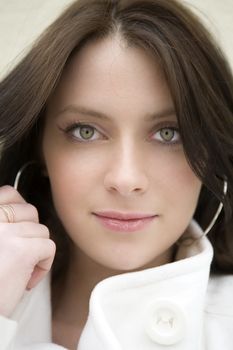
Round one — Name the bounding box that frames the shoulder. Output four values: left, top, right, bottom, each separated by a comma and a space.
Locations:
205, 273, 233, 317
204, 274, 233, 346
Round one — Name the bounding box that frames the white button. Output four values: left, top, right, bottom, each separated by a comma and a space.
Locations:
144, 299, 187, 345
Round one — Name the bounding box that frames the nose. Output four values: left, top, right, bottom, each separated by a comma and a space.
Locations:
104, 140, 149, 197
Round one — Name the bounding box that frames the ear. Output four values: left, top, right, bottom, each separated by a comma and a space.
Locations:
41, 166, 49, 177
36, 142, 49, 178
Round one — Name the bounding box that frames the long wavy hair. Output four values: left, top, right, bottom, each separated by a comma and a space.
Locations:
0, 0, 232, 282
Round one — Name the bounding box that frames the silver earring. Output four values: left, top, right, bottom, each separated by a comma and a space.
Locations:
176, 178, 228, 246
203, 179, 228, 236
13, 161, 39, 190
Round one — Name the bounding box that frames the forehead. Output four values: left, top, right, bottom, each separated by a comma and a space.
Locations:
46, 35, 174, 121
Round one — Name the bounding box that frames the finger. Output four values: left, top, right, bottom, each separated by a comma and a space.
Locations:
26, 239, 56, 289
26, 265, 50, 291
0, 221, 50, 238
0, 185, 27, 204
0, 203, 39, 223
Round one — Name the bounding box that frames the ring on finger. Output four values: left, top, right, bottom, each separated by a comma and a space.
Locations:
0, 204, 16, 223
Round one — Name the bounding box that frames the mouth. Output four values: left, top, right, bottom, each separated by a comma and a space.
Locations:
92, 211, 158, 233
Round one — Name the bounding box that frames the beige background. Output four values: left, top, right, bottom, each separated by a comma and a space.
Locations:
0, 0, 232, 79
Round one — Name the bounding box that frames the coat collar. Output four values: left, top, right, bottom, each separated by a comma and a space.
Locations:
78, 220, 213, 349
11, 220, 213, 350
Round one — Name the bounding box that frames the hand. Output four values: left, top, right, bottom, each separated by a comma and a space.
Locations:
0, 185, 56, 318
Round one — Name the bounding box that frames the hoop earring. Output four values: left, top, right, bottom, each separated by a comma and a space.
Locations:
203, 179, 228, 236
13, 161, 40, 190
176, 178, 228, 246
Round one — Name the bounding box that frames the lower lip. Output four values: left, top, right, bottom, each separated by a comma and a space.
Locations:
93, 214, 156, 232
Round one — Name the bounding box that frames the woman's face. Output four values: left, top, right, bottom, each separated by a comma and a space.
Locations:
42, 35, 202, 271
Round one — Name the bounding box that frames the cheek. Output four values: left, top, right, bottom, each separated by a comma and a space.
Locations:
42, 140, 106, 209
150, 149, 202, 212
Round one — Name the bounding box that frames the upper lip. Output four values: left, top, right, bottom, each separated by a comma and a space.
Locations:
93, 211, 156, 220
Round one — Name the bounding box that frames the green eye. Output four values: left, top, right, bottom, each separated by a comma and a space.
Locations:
160, 128, 175, 142
79, 126, 95, 140
152, 126, 180, 145
61, 122, 103, 142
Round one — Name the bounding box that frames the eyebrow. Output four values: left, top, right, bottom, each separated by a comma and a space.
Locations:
56, 104, 176, 122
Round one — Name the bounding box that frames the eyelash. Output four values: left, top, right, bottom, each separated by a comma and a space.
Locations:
58, 121, 181, 146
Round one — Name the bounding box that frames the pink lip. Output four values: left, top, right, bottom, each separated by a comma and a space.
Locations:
93, 210, 156, 220
93, 211, 157, 232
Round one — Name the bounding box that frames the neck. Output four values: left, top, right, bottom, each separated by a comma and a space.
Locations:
52, 244, 176, 326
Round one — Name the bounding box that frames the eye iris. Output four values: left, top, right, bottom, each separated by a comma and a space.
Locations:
160, 128, 174, 142
80, 126, 94, 139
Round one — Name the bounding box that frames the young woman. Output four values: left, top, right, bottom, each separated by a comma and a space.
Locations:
0, 0, 232, 349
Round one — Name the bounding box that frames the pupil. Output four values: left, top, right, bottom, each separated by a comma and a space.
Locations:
80, 126, 94, 139
161, 128, 174, 141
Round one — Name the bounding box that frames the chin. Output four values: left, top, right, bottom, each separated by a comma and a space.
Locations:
99, 256, 151, 273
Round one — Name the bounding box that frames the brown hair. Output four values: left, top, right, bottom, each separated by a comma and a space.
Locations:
0, 0, 232, 280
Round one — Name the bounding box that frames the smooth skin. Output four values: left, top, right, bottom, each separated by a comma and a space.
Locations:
41, 35, 202, 348
43, 35, 201, 273
0, 33, 202, 349
0, 185, 55, 317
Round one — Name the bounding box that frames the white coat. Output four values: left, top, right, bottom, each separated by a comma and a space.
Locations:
1, 220, 233, 349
